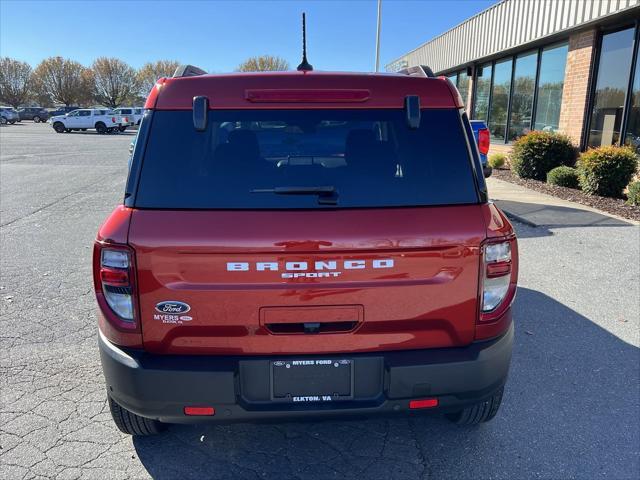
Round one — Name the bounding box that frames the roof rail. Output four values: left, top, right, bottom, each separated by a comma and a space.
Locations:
173, 64, 207, 78
397, 65, 435, 78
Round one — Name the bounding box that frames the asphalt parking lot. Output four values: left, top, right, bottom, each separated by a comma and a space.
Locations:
1, 122, 639, 480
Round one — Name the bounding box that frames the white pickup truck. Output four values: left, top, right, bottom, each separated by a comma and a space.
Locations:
113, 107, 143, 127
49, 109, 131, 134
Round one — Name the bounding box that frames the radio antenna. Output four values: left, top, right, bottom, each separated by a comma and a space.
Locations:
297, 12, 313, 71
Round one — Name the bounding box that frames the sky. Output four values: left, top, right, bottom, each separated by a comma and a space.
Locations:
0, 0, 496, 73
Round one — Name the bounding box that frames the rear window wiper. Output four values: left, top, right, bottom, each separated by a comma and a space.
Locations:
251, 186, 338, 205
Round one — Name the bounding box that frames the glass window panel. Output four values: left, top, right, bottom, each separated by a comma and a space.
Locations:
534, 43, 568, 132
488, 58, 513, 142
588, 28, 635, 148
624, 42, 640, 152
137, 109, 479, 209
458, 70, 470, 106
508, 51, 538, 141
473, 62, 493, 121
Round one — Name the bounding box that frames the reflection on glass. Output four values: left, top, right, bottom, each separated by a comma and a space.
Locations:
588, 28, 635, 148
458, 70, 470, 106
534, 43, 568, 132
473, 62, 492, 121
624, 44, 640, 152
508, 51, 538, 141
488, 58, 513, 142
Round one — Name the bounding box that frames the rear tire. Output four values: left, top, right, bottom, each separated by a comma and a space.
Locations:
53, 122, 65, 133
0, 116, 7, 125
108, 395, 166, 436
445, 387, 504, 425
33, 116, 41, 123
95, 122, 107, 134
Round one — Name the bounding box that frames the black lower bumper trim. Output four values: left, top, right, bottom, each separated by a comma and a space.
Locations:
99, 324, 513, 423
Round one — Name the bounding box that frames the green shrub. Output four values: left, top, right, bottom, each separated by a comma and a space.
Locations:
511, 131, 577, 180
578, 146, 638, 198
627, 181, 640, 206
547, 166, 580, 189
488, 153, 506, 169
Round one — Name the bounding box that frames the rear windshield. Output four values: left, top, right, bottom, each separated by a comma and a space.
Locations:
134, 109, 478, 209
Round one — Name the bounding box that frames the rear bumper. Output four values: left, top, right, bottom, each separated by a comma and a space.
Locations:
99, 323, 513, 424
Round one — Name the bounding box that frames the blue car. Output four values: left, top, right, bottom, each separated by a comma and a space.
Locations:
470, 120, 492, 178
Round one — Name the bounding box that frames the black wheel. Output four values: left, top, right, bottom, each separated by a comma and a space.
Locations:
33, 116, 41, 123
445, 387, 504, 425
0, 116, 6, 125
108, 395, 166, 436
118, 126, 127, 132
53, 122, 65, 133
95, 122, 107, 134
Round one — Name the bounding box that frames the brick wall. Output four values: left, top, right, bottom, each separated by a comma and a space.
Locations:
558, 29, 597, 146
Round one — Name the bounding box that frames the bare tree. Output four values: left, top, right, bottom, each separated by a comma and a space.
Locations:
236, 55, 289, 72
136, 60, 180, 96
0, 57, 33, 108
32, 57, 91, 106
90, 57, 137, 108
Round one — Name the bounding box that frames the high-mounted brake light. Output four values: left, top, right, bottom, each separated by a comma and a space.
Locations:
478, 128, 490, 155
245, 89, 370, 103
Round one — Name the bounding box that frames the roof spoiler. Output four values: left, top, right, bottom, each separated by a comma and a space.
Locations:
173, 64, 207, 78
397, 65, 435, 78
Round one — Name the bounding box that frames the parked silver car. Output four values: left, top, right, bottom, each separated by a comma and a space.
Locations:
0, 107, 20, 124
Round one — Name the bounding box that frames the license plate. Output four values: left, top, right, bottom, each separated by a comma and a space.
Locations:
270, 359, 353, 403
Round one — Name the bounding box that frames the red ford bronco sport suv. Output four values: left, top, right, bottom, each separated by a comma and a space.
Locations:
94, 64, 517, 435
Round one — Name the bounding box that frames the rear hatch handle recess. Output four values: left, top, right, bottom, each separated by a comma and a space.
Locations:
251, 186, 338, 205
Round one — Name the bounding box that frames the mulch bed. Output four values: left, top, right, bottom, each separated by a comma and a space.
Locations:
491, 169, 640, 223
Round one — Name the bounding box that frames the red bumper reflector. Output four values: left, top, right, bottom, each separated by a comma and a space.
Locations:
409, 398, 439, 409
184, 406, 215, 416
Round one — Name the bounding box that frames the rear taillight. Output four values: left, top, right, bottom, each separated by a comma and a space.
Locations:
478, 128, 490, 155
93, 243, 138, 331
479, 238, 517, 324
112, 116, 116, 123
482, 242, 511, 312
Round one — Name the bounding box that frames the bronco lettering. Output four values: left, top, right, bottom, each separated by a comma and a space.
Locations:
226, 259, 394, 272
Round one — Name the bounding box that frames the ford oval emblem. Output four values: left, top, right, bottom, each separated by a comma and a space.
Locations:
155, 301, 191, 314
